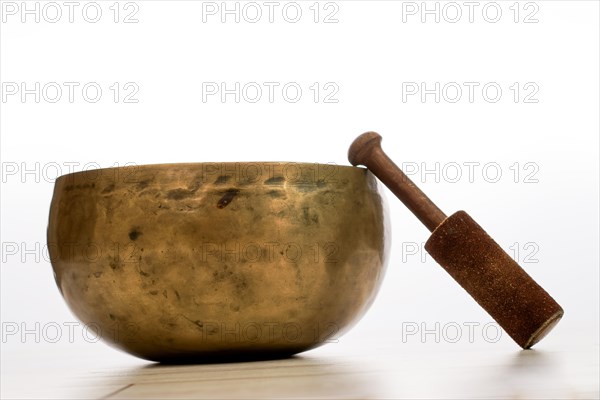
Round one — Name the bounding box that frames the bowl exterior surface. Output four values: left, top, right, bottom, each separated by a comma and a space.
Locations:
47, 163, 389, 361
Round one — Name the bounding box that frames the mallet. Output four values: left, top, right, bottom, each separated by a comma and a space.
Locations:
348, 132, 563, 348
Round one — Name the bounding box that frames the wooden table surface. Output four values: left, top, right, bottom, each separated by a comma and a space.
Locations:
2, 322, 598, 399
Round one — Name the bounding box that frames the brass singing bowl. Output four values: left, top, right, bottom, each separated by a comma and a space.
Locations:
47, 162, 390, 362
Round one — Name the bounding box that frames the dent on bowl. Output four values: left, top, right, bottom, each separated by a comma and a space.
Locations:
47, 162, 390, 362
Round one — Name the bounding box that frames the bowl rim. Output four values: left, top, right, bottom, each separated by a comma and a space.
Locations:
55, 161, 368, 183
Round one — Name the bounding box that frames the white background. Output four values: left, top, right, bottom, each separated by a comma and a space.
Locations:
1, 1, 598, 398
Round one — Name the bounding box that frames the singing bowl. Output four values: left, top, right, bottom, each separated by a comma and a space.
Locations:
47, 162, 390, 362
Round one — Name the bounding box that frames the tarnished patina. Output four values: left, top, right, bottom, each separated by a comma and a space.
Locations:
48, 162, 389, 362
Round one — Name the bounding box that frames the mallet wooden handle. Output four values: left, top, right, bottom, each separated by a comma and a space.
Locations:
348, 132, 446, 232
